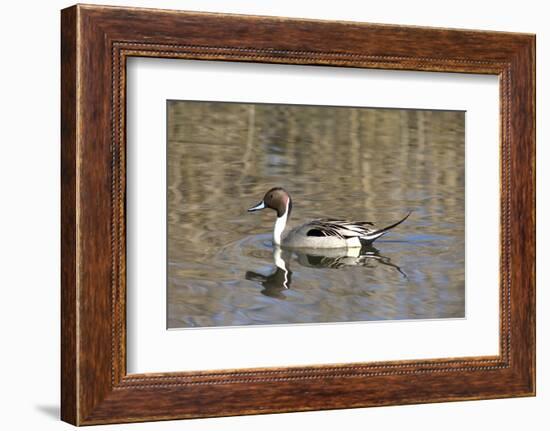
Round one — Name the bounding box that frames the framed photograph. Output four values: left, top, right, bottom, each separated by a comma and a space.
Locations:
61, 4, 535, 425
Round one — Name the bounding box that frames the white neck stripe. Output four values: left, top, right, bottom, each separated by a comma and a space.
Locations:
273, 200, 289, 246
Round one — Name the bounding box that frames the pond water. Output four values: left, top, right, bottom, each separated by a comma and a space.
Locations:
167, 101, 465, 328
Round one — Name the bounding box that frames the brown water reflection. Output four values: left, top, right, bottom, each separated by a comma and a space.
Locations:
167, 101, 465, 328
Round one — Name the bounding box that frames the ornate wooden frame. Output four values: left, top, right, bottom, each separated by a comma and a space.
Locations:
61, 4, 535, 425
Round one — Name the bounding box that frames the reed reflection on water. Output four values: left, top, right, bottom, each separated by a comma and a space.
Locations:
167, 101, 465, 328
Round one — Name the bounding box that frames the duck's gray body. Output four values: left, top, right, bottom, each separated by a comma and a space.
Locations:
281, 217, 410, 249
248, 187, 410, 250
282, 219, 375, 249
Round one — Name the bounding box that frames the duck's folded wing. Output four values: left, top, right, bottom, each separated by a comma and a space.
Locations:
305, 219, 377, 239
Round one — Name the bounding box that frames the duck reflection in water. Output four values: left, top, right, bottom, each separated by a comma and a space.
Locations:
245, 245, 406, 299
245, 247, 293, 299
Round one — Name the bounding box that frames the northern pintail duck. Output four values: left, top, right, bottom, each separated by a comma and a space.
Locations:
248, 187, 410, 249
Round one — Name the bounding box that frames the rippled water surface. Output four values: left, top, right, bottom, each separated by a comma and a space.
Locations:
167, 101, 465, 328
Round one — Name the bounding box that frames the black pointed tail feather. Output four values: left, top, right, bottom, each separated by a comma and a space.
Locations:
360, 211, 412, 244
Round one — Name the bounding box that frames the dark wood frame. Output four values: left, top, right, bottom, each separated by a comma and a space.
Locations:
61, 4, 535, 426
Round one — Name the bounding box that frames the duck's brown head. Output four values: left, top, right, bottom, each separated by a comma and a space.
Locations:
248, 187, 292, 218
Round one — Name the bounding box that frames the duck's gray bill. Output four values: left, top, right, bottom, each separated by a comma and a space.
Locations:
248, 201, 266, 212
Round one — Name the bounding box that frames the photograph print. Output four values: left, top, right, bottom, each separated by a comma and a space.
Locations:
167, 100, 465, 329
